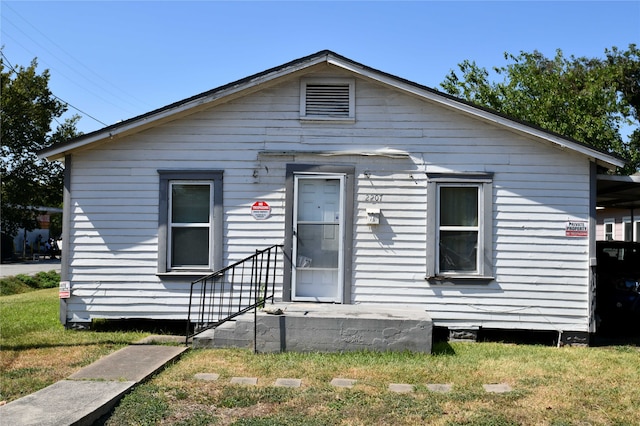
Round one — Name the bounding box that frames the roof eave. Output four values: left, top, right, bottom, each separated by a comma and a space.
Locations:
39, 50, 626, 171
39, 51, 333, 161
325, 53, 625, 171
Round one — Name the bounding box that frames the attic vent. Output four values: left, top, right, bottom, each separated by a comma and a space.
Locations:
301, 79, 355, 121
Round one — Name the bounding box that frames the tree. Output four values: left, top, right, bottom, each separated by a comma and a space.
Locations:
1, 55, 80, 251
440, 44, 640, 174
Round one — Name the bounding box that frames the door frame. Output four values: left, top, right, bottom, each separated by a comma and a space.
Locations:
283, 164, 355, 303
292, 173, 345, 302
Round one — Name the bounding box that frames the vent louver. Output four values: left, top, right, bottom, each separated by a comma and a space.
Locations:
305, 84, 351, 117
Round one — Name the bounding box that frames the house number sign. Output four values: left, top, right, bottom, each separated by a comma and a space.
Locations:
251, 201, 271, 220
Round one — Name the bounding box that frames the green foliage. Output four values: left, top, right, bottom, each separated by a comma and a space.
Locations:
441, 44, 640, 173
0, 53, 81, 238
0, 270, 60, 295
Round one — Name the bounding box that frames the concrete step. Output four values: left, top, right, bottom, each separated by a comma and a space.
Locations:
192, 318, 254, 349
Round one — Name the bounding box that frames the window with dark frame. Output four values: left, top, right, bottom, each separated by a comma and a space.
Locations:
426, 173, 493, 282
157, 170, 223, 274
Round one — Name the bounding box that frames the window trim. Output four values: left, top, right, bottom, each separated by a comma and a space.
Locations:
157, 170, 223, 276
426, 173, 494, 284
300, 78, 355, 122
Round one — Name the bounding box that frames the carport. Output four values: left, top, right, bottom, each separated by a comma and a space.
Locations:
595, 174, 640, 337
597, 174, 640, 211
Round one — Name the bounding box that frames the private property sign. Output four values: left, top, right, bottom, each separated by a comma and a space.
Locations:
59, 281, 70, 298
565, 221, 588, 237
250, 201, 271, 220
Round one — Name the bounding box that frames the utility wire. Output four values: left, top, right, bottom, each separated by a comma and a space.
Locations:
2, 2, 153, 111
1, 28, 139, 117
1, 51, 109, 127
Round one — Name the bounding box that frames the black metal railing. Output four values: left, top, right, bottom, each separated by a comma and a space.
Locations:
185, 244, 283, 346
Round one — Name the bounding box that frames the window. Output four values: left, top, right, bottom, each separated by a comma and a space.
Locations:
623, 217, 633, 242
438, 186, 480, 273
300, 78, 355, 121
625, 218, 640, 242
426, 173, 493, 282
604, 219, 614, 241
158, 170, 223, 274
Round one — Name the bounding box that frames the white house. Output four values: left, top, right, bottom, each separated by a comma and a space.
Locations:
39, 51, 624, 343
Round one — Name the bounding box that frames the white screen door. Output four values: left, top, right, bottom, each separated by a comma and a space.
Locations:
292, 174, 345, 302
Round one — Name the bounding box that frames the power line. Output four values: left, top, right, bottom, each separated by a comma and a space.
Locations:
2, 2, 153, 112
1, 51, 109, 127
1, 25, 140, 117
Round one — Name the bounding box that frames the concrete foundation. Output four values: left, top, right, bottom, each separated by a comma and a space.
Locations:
193, 303, 433, 353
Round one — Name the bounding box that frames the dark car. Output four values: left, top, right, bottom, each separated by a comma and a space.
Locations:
595, 241, 640, 329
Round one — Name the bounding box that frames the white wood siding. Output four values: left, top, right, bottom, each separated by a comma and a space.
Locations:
65, 67, 592, 332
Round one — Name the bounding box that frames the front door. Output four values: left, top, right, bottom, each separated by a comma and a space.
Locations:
292, 174, 345, 302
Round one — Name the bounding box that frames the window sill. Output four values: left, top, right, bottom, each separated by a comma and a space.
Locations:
157, 271, 213, 280
426, 275, 495, 285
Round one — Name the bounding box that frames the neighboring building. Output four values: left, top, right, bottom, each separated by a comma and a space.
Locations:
596, 174, 640, 242
39, 51, 625, 341
4, 207, 63, 259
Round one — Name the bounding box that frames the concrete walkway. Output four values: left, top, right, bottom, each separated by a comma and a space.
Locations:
0, 341, 187, 426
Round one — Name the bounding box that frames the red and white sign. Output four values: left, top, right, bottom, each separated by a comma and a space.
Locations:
565, 221, 588, 237
59, 281, 70, 299
250, 201, 271, 220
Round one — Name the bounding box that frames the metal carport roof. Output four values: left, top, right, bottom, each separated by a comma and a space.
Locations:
597, 174, 640, 210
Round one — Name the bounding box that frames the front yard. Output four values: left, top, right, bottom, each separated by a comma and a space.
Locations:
2, 287, 639, 425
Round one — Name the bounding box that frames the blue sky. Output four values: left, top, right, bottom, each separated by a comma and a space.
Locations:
2, 1, 639, 135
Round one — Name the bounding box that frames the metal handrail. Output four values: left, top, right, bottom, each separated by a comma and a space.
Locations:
185, 244, 283, 346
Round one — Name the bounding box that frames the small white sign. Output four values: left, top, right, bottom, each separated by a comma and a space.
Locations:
565, 221, 588, 237
59, 281, 70, 299
250, 201, 271, 220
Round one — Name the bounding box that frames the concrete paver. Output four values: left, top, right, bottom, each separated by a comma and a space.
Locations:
483, 383, 513, 393
427, 383, 453, 393
274, 378, 302, 388
230, 377, 258, 385
331, 378, 357, 388
194, 373, 220, 381
389, 383, 414, 393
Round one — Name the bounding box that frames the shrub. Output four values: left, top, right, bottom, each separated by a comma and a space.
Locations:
0, 271, 60, 296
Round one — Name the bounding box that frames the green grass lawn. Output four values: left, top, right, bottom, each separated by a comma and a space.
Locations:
3, 286, 640, 425
0, 288, 150, 401
106, 343, 640, 425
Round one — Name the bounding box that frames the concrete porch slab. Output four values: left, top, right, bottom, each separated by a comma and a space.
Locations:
193, 303, 432, 354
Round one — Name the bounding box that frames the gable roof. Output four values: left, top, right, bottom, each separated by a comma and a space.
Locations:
38, 50, 625, 170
